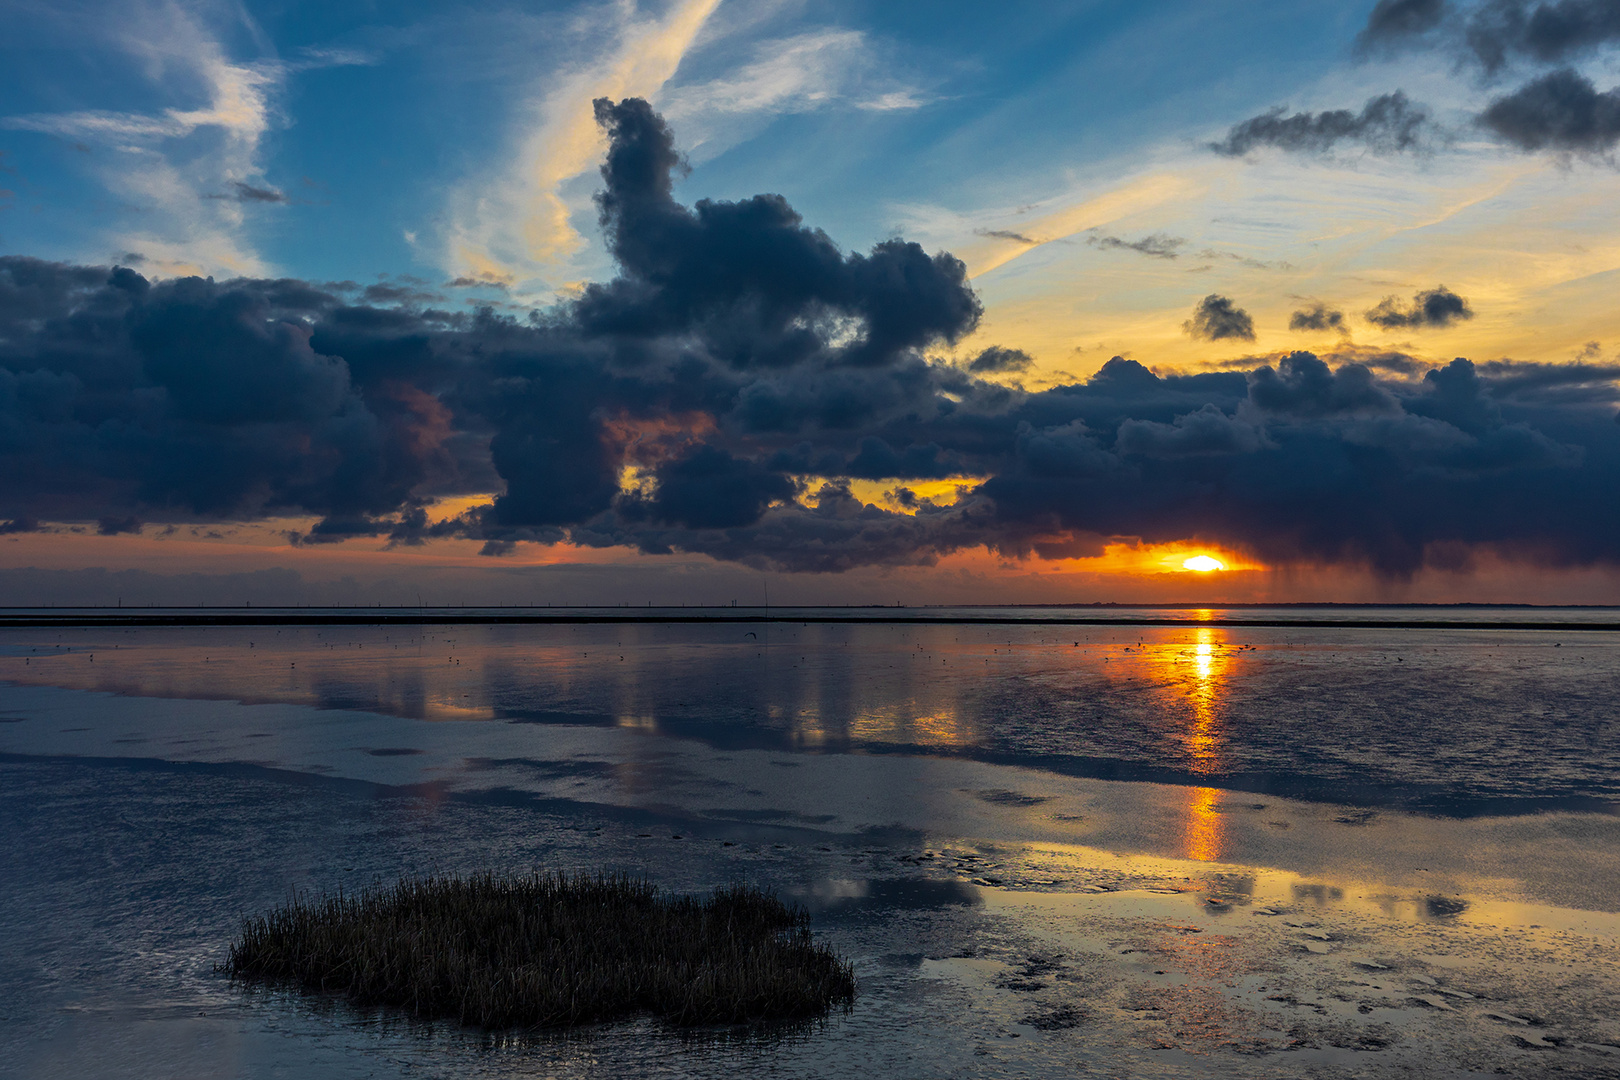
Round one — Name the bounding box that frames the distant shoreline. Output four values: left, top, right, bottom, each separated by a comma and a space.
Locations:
0, 605, 1617, 631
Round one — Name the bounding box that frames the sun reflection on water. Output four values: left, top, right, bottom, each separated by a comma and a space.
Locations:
1157, 626, 1234, 861
1186, 628, 1225, 775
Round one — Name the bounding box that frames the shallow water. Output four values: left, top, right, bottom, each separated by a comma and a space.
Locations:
2, 608, 1618, 1078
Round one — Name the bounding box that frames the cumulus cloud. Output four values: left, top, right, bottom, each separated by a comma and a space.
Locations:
4, 99, 1620, 578
1183, 294, 1257, 342
1480, 67, 1620, 152
1210, 92, 1434, 156
1290, 302, 1348, 333
1365, 286, 1475, 329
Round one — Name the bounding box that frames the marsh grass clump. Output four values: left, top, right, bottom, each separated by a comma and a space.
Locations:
223, 872, 855, 1029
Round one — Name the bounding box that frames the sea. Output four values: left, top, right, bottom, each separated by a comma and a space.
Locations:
2, 607, 1617, 1079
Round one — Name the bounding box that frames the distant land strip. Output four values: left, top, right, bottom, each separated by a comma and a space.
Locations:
0, 610, 1617, 632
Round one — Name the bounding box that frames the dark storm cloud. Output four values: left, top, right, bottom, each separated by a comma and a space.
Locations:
1183, 294, 1257, 341
3, 99, 1620, 577
1248, 351, 1400, 416
575, 98, 980, 371
1115, 404, 1266, 457
0, 255, 454, 523
1088, 232, 1187, 259
1476, 358, 1620, 402
1290, 302, 1348, 333
1210, 92, 1434, 156
1365, 286, 1475, 329
1331, 347, 1431, 375
628, 445, 801, 530
1480, 67, 1620, 151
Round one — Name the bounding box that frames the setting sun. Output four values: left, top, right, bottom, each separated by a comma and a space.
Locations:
1182, 555, 1226, 573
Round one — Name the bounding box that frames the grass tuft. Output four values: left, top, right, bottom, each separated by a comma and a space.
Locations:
223, 872, 855, 1029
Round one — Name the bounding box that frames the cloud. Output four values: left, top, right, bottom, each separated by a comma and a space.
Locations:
1115, 404, 1265, 458
1337, 1, 1620, 160
1183, 294, 1257, 341
1480, 67, 1620, 152
975, 228, 1036, 245
967, 346, 1033, 374
1, 5, 289, 277
454, 14, 927, 292
1088, 232, 1187, 259
1464, 0, 1620, 72
97, 515, 143, 536
1365, 285, 1475, 328
959, 173, 1200, 278
658, 29, 927, 159
629, 445, 800, 529
445, 0, 723, 292
219, 181, 288, 204
1356, 0, 1449, 51
4, 99, 1620, 580
1210, 92, 1434, 156
1290, 302, 1348, 333
1354, 0, 1620, 72
1248, 351, 1399, 416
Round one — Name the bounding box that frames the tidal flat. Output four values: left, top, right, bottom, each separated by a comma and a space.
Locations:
2, 608, 1618, 1078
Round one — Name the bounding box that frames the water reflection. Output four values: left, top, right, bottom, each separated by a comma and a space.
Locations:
848, 705, 975, 748
1158, 627, 1233, 861
6, 617, 1610, 818
1182, 627, 1228, 775
1182, 786, 1224, 862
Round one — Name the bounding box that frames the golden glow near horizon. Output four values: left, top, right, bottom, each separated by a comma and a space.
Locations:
1181, 555, 1225, 572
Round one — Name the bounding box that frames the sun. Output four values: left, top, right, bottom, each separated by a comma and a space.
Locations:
1182, 555, 1226, 572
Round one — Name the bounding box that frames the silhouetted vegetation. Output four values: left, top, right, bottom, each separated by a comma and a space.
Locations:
224, 872, 855, 1029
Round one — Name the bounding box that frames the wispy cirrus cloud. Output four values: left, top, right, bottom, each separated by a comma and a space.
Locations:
658, 28, 929, 159
1, 3, 369, 278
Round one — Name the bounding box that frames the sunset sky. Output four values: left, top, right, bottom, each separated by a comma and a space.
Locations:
2, 0, 1619, 605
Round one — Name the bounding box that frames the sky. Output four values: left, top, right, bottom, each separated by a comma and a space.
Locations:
2, 0, 1620, 606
